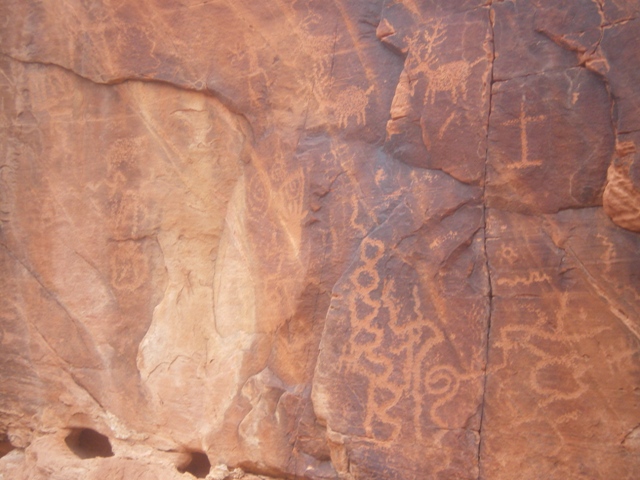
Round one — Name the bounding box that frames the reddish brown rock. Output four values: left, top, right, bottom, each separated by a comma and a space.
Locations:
482, 208, 640, 479
487, 67, 614, 213
0, 1, 639, 479
604, 137, 640, 232
383, 7, 493, 184
492, 0, 581, 81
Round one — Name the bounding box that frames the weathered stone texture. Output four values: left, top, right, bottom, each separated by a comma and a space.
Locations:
0, 0, 639, 479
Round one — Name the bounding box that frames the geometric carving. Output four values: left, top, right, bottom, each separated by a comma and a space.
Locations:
331, 232, 471, 442
499, 97, 545, 169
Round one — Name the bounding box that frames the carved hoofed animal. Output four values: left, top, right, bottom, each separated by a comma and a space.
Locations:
332, 85, 375, 128
411, 21, 485, 104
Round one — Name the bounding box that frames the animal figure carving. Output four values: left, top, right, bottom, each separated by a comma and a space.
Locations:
332, 85, 374, 128
411, 21, 484, 104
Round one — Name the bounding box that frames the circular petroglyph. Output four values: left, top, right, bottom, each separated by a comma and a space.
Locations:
424, 365, 458, 396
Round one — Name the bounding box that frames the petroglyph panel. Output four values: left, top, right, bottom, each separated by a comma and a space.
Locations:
384, 8, 492, 184
0, 56, 253, 449
482, 209, 640, 479
2, 0, 640, 479
313, 166, 488, 475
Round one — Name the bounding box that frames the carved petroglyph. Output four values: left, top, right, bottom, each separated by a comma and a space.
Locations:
246, 170, 271, 215
246, 160, 306, 254
279, 168, 306, 253
329, 85, 374, 128
410, 22, 484, 105
104, 138, 151, 291
438, 111, 457, 140
492, 292, 610, 426
500, 98, 546, 169
496, 271, 552, 288
280, 168, 305, 217
421, 58, 483, 105
256, 161, 306, 258
333, 233, 474, 442
294, 14, 335, 86
109, 240, 148, 292
108, 191, 149, 240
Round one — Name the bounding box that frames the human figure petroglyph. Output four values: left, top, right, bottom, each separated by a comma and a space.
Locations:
103, 139, 153, 242
103, 138, 154, 291
410, 21, 484, 105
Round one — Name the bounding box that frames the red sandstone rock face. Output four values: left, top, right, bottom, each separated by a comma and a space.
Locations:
0, 1, 638, 479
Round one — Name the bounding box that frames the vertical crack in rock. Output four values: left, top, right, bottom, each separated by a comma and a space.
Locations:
477, 5, 496, 480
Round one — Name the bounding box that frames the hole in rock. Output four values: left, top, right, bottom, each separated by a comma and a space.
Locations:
64, 428, 114, 459
179, 451, 211, 478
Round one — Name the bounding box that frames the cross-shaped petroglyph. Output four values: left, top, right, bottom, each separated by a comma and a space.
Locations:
500, 98, 545, 169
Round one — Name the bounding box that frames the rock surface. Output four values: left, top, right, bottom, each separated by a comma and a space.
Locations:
0, 0, 638, 479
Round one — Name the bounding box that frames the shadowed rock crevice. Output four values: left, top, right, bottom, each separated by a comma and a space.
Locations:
178, 451, 211, 479
64, 428, 114, 459
477, 3, 496, 479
